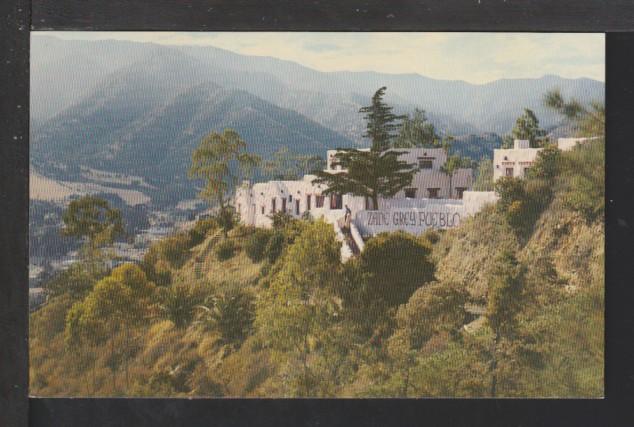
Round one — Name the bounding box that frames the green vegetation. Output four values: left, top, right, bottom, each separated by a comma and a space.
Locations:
262, 146, 325, 180
30, 92, 603, 398
394, 109, 441, 148
215, 239, 238, 261
188, 128, 260, 236
501, 108, 547, 148
312, 87, 417, 210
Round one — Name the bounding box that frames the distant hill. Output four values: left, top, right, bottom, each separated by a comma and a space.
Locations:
30, 35, 604, 206
31, 50, 353, 205
32, 36, 604, 134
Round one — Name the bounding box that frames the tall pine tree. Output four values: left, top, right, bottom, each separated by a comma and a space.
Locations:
313, 87, 415, 210
359, 86, 406, 151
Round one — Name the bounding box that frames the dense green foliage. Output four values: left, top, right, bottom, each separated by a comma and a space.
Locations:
501, 108, 547, 148
215, 239, 238, 261
393, 109, 441, 148
244, 228, 275, 262
30, 94, 604, 398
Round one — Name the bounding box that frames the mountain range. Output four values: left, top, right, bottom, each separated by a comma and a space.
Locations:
30, 35, 604, 207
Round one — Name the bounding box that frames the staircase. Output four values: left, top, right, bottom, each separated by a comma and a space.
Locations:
193, 231, 223, 278
335, 217, 364, 260
341, 225, 361, 256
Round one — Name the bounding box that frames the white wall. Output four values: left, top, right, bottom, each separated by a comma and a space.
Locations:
557, 137, 600, 151
493, 147, 541, 181
237, 147, 476, 228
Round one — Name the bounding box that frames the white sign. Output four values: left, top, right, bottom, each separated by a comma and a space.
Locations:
355, 206, 464, 236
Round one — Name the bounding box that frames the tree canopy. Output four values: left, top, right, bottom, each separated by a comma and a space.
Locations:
393, 109, 440, 148
502, 109, 547, 148
263, 146, 325, 180
544, 88, 604, 137
359, 86, 406, 151
62, 195, 124, 247
188, 129, 260, 210
312, 149, 416, 210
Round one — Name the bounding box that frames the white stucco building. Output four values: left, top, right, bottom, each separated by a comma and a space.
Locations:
493, 137, 599, 182
236, 147, 477, 229
235, 135, 598, 260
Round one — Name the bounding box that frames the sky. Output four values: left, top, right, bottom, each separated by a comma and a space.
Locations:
39, 32, 605, 84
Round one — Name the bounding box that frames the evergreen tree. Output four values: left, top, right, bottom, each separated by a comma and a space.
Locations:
62, 195, 124, 249
312, 149, 416, 210
188, 129, 260, 236
359, 86, 406, 151
503, 109, 547, 148
473, 158, 494, 191
312, 87, 416, 210
544, 88, 604, 137
393, 109, 439, 148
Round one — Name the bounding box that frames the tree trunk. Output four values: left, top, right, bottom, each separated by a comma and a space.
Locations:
449, 174, 453, 199
371, 194, 379, 211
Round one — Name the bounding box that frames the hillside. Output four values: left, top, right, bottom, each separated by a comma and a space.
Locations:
32, 54, 353, 205
32, 35, 603, 139
30, 136, 604, 398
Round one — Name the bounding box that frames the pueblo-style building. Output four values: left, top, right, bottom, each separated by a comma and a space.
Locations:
234, 146, 497, 260
235, 147, 477, 229
493, 137, 598, 181
235, 137, 596, 261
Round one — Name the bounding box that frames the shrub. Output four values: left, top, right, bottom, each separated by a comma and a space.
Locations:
188, 218, 217, 246
215, 206, 238, 236
346, 232, 436, 332
528, 145, 561, 182
264, 231, 286, 263
396, 281, 468, 349
244, 229, 274, 262
559, 139, 604, 221
159, 284, 202, 329
203, 290, 255, 346
215, 239, 237, 261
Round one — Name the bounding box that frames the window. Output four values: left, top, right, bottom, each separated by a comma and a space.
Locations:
271, 198, 276, 213
330, 194, 342, 210
505, 167, 514, 177
306, 195, 312, 210
523, 167, 531, 176
289, 195, 293, 202
418, 159, 433, 169
427, 188, 440, 199
295, 200, 300, 215
261, 206, 265, 214
315, 195, 325, 208
404, 188, 417, 198
282, 198, 287, 213
455, 187, 466, 199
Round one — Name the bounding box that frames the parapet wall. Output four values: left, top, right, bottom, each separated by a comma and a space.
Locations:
353, 191, 497, 237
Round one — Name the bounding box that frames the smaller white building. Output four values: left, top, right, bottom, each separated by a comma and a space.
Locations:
493, 139, 541, 181
493, 137, 599, 182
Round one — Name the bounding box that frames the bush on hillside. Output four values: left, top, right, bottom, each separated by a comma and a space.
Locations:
559, 139, 604, 222
202, 289, 255, 346
188, 219, 218, 246
495, 177, 553, 238
343, 232, 435, 334
215, 239, 238, 261
244, 229, 274, 262
395, 281, 469, 349
159, 283, 203, 329
264, 231, 286, 263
